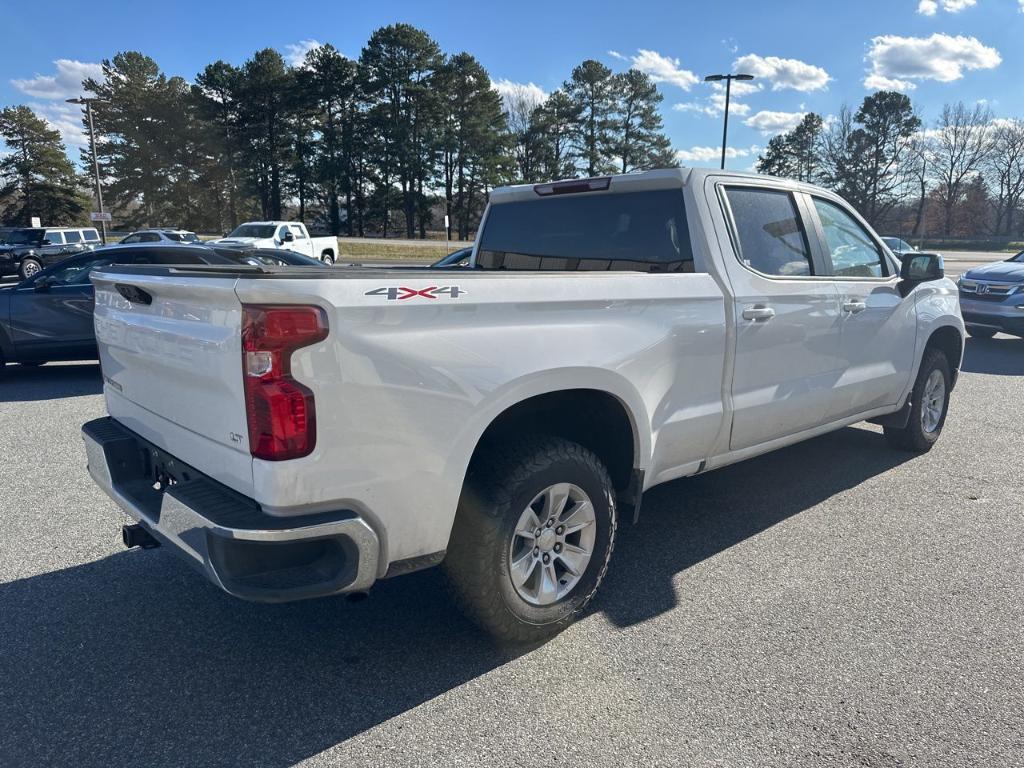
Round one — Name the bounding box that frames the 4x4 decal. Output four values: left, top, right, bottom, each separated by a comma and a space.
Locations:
364, 286, 467, 301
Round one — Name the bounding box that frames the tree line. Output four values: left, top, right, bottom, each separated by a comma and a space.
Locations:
0, 24, 675, 239
757, 93, 1024, 239
2, 24, 1023, 242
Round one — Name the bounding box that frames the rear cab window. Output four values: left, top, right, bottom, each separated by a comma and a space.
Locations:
83, 229, 100, 242
477, 189, 695, 273
723, 186, 814, 277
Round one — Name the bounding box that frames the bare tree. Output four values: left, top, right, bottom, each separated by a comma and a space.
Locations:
927, 102, 994, 235
985, 119, 1024, 236
501, 84, 546, 183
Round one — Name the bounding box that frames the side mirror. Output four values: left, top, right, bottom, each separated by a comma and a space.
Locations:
900, 252, 943, 282
899, 253, 944, 296
282, 231, 295, 243
33, 277, 54, 292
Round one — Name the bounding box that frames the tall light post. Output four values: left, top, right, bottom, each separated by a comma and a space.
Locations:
703, 73, 754, 170
66, 97, 107, 243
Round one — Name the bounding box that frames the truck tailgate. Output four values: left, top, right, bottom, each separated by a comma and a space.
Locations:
92, 272, 254, 496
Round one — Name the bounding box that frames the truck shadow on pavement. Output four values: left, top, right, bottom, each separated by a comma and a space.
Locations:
960, 336, 1024, 376
0, 362, 102, 401
0, 426, 913, 768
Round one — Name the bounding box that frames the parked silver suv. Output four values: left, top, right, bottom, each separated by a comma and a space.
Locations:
958, 250, 1024, 338
119, 229, 200, 244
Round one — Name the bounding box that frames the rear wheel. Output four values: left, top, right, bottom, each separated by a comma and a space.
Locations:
320, 252, 335, 265
444, 437, 617, 645
884, 348, 951, 453
965, 326, 996, 339
18, 258, 41, 280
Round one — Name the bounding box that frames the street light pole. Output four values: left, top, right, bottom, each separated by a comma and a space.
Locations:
703, 73, 755, 170
66, 97, 107, 243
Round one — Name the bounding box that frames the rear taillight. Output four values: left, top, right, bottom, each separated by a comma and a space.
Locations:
241, 305, 328, 461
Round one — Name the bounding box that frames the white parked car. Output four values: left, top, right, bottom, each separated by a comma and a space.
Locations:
212, 221, 337, 264
82, 168, 963, 644
119, 229, 200, 244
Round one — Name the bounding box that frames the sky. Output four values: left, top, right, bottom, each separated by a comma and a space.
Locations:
1, 0, 1022, 170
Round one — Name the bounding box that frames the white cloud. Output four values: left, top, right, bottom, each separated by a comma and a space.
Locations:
864, 73, 917, 91
284, 40, 323, 67
863, 33, 1001, 90
491, 79, 549, 113
676, 144, 758, 164
674, 80, 759, 118
732, 54, 830, 92
674, 101, 717, 117
918, 0, 976, 14
11, 59, 102, 100
744, 110, 807, 135
31, 101, 88, 149
607, 50, 627, 61
624, 49, 699, 91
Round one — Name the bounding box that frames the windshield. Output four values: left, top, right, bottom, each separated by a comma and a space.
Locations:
165, 231, 200, 242
227, 224, 276, 239
1010, 250, 1024, 263
6, 229, 43, 245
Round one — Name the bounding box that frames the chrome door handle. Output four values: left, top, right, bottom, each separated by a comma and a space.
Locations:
742, 305, 776, 322
842, 300, 867, 314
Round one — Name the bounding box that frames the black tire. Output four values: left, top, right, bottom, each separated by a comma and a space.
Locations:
18, 258, 42, 280
444, 436, 617, 645
320, 252, 335, 265
884, 347, 952, 453
965, 326, 996, 339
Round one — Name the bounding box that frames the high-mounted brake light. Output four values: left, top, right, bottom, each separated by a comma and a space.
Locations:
533, 177, 611, 196
241, 305, 328, 461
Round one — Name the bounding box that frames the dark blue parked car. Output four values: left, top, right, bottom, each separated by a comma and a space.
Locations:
0, 244, 235, 371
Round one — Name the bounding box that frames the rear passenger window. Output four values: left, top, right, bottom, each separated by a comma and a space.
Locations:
812, 198, 888, 278
64, 230, 82, 243
83, 229, 100, 242
44, 231, 65, 245
477, 190, 695, 272
724, 187, 813, 277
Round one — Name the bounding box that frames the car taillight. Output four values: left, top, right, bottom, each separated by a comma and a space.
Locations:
241, 304, 328, 461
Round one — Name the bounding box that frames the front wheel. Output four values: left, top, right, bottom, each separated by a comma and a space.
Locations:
884, 348, 951, 453
19, 258, 41, 280
444, 437, 617, 645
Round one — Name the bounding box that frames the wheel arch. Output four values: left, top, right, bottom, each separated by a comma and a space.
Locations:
924, 323, 964, 388
455, 374, 651, 519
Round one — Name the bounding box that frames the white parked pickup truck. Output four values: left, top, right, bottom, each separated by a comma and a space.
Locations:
82, 168, 964, 643
212, 221, 337, 264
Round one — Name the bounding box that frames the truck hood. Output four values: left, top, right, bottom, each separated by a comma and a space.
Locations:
211, 237, 262, 247
962, 260, 1024, 282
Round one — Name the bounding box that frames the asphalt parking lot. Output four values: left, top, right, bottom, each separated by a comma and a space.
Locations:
1, 337, 1022, 768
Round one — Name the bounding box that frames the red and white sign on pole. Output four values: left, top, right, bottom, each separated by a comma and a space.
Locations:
90, 211, 112, 222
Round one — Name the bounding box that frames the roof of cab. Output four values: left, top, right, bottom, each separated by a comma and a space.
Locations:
487, 166, 817, 204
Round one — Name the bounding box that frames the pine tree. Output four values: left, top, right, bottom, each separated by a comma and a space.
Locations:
360, 24, 444, 238
564, 60, 616, 177
532, 90, 580, 181
437, 53, 507, 240
609, 70, 676, 173
756, 113, 823, 181
0, 105, 86, 225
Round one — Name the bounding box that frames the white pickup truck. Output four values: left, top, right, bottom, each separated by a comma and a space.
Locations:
212, 221, 337, 264
82, 168, 963, 643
